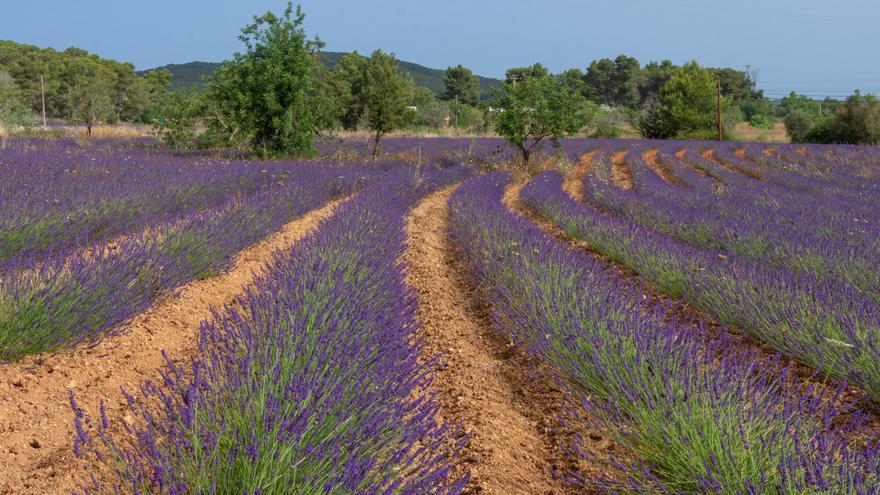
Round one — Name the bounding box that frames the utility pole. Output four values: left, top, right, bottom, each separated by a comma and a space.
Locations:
716, 79, 723, 141
40, 75, 47, 128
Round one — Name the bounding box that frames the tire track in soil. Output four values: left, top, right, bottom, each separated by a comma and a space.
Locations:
404, 186, 605, 495
0, 199, 344, 495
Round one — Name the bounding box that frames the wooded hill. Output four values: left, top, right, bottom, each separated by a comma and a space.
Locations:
139, 52, 503, 97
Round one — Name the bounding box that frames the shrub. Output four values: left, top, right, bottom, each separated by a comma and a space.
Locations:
784, 109, 814, 143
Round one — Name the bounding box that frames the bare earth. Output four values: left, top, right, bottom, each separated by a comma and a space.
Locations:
0, 199, 342, 495
609, 150, 632, 189
405, 186, 602, 495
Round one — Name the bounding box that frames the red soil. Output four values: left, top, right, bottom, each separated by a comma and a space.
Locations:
405, 186, 610, 494
610, 150, 633, 190
0, 200, 343, 495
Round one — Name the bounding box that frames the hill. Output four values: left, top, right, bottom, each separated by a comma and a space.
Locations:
139, 52, 502, 98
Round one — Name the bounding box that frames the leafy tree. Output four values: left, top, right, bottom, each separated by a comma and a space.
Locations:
0, 40, 170, 124
826, 91, 880, 144
638, 59, 676, 104
583, 55, 641, 107
328, 51, 368, 130
505, 63, 550, 85
710, 67, 760, 102
637, 95, 675, 139
410, 86, 448, 128
443, 65, 480, 106
492, 73, 595, 166
656, 61, 728, 139
209, 2, 328, 157
64, 59, 116, 134
0, 72, 36, 127
558, 68, 586, 94
362, 50, 415, 157
748, 113, 774, 129
784, 109, 814, 143
152, 89, 205, 149
583, 58, 615, 105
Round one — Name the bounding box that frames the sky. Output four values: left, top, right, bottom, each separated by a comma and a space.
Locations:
2, 0, 878, 99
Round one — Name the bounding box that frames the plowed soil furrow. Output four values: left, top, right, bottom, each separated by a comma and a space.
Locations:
404, 187, 602, 495
642, 149, 678, 185
0, 199, 343, 495
610, 150, 632, 189
563, 152, 594, 201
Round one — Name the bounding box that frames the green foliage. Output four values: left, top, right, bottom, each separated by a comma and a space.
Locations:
326, 51, 369, 130
492, 73, 595, 166
637, 60, 676, 104
640, 61, 729, 140
443, 64, 480, 106
739, 97, 774, 121
207, 2, 328, 157
748, 114, 774, 129
63, 58, 117, 134
784, 109, 814, 142
710, 67, 762, 102
825, 91, 880, 144
362, 50, 416, 156
0, 40, 168, 124
558, 68, 585, 94
0, 72, 37, 127
636, 96, 675, 139
151, 89, 205, 149
583, 55, 641, 107
505, 63, 550, 85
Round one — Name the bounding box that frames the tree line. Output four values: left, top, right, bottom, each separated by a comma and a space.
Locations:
0, 40, 170, 132
3, 4, 878, 149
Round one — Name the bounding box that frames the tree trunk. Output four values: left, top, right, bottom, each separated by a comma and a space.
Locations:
372, 130, 382, 159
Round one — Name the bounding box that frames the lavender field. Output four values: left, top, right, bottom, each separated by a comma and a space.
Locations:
1, 137, 879, 494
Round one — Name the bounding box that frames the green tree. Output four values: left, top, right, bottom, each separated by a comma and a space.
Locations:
826, 91, 880, 144
583, 58, 616, 105
505, 63, 550, 85
492, 73, 595, 166
656, 61, 728, 139
558, 68, 586, 94
784, 109, 814, 143
0, 72, 36, 127
638, 59, 676, 104
710, 67, 760, 102
443, 65, 480, 106
328, 51, 368, 130
583, 55, 641, 107
64, 59, 116, 134
362, 50, 415, 157
209, 2, 328, 157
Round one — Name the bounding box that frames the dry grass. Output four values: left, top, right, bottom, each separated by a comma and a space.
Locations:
733, 122, 789, 143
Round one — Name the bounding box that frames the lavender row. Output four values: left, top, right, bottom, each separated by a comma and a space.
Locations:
0, 166, 373, 360
449, 172, 879, 493
0, 138, 337, 268
519, 169, 880, 403
71, 165, 470, 494
584, 144, 880, 301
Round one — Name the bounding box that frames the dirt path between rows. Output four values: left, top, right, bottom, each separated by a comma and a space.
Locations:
0, 199, 343, 495
404, 186, 602, 495
610, 150, 632, 190
642, 149, 678, 185
563, 151, 594, 201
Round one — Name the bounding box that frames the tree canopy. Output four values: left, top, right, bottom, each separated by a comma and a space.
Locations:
492, 73, 594, 166
443, 65, 480, 106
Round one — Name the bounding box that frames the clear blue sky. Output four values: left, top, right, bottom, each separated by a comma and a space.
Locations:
2, 0, 878, 99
